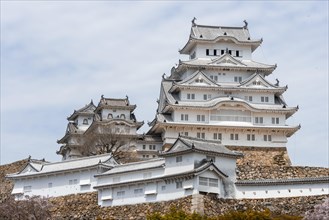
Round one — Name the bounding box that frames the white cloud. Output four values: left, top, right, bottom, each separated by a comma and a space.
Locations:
1, 1, 328, 167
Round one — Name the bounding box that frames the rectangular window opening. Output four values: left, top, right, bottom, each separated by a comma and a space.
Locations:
176, 156, 183, 163
176, 181, 183, 189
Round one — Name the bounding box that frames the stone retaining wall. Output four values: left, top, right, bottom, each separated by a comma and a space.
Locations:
0, 159, 28, 203
203, 194, 329, 217
2, 159, 328, 219
47, 192, 328, 219
49, 192, 192, 220
227, 146, 291, 167
237, 165, 329, 180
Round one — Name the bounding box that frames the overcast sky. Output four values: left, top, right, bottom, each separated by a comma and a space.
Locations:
1, 1, 328, 167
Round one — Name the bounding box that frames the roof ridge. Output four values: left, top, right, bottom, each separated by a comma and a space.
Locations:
74, 101, 96, 112
43, 153, 113, 166
194, 24, 245, 29
179, 135, 222, 145
113, 158, 165, 168
103, 97, 128, 101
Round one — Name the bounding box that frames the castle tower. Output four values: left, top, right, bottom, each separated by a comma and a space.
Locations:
57, 100, 96, 160
57, 96, 144, 160
148, 20, 300, 163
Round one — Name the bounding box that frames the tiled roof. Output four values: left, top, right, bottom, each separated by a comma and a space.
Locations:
160, 77, 296, 115
179, 57, 275, 70
96, 158, 165, 176
67, 122, 82, 134
174, 70, 220, 87
168, 71, 286, 95
161, 90, 297, 115
191, 24, 253, 42
7, 154, 117, 178
95, 160, 228, 189
236, 176, 329, 186
180, 23, 262, 54
57, 122, 84, 144
239, 73, 285, 89
161, 136, 243, 158
150, 113, 300, 137
67, 100, 96, 120
95, 96, 137, 112
137, 134, 163, 142
101, 98, 129, 107
161, 80, 176, 106
29, 162, 45, 172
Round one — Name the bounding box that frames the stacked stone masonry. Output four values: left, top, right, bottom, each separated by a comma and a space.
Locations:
47, 193, 328, 219
2, 159, 329, 219
203, 194, 329, 217
237, 165, 329, 180
49, 192, 192, 220
0, 159, 28, 203
227, 146, 292, 167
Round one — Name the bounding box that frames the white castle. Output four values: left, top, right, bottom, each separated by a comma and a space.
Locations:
7, 20, 329, 206
147, 19, 299, 149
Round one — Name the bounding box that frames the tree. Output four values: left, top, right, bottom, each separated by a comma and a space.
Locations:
81, 122, 136, 161
303, 198, 329, 220
0, 195, 52, 220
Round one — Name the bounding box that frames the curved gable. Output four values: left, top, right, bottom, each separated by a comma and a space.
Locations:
209, 53, 246, 66
240, 73, 276, 88
19, 163, 42, 174
166, 138, 191, 152
178, 70, 219, 87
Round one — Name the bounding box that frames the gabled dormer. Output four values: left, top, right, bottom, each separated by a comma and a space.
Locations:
67, 100, 96, 121
177, 70, 219, 87
19, 163, 41, 174
239, 73, 287, 90
67, 100, 96, 130
160, 136, 242, 178
209, 53, 246, 67
57, 122, 82, 144
18, 158, 47, 175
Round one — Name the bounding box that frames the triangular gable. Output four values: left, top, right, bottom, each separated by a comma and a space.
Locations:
18, 163, 41, 174
102, 155, 119, 166
195, 163, 228, 179
239, 73, 275, 88
66, 123, 79, 134
76, 101, 96, 113
82, 103, 96, 113
166, 138, 192, 153
178, 70, 219, 86
67, 101, 96, 120
209, 53, 246, 66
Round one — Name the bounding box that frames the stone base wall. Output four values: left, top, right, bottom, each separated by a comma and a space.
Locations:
47, 192, 328, 219
0, 159, 28, 203
203, 194, 329, 217
227, 146, 291, 167
237, 165, 329, 180
1, 159, 329, 219
49, 192, 192, 220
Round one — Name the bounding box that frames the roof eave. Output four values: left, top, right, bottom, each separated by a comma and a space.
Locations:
180, 37, 262, 54
160, 148, 242, 159
178, 62, 276, 73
